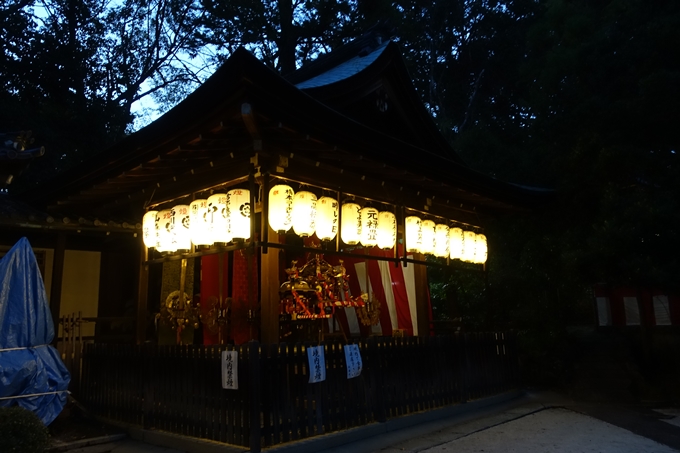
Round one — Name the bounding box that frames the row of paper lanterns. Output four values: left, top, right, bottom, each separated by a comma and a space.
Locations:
142, 184, 487, 264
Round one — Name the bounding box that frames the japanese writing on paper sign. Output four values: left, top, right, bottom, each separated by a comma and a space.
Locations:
221, 350, 238, 389
344, 344, 363, 379
307, 345, 326, 383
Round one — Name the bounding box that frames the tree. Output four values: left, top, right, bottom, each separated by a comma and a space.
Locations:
1, 0, 209, 190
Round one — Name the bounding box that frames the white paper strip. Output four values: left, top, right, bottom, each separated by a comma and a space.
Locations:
307, 345, 326, 383
221, 350, 238, 389
653, 295, 671, 325
344, 344, 363, 379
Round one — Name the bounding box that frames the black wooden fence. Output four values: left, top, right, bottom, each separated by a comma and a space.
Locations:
80, 333, 519, 451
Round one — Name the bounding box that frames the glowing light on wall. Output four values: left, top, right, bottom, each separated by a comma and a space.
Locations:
376, 211, 397, 250
405, 216, 422, 253
462, 230, 477, 262
434, 224, 450, 258
341, 202, 361, 245
449, 227, 464, 260
156, 209, 175, 252
360, 207, 379, 247
475, 233, 488, 264
142, 210, 158, 248
269, 184, 294, 233
189, 199, 212, 246
420, 220, 436, 255
315, 196, 338, 241
227, 189, 250, 240
292, 191, 317, 237
207, 193, 231, 244
172, 204, 192, 251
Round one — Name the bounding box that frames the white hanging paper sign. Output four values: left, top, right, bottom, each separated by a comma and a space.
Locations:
221, 350, 238, 389
344, 344, 363, 379
307, 345, 326, 383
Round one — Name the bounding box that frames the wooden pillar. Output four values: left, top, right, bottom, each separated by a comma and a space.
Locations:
136, 242, 149, 344
260, 225, 280, 345
49, 232, 66, 344
413, 256, 430, 337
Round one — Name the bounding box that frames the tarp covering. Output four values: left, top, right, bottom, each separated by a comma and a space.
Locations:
0, 237, 70, 425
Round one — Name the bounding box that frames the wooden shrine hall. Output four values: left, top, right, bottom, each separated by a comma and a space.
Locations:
20, 30, 546, 348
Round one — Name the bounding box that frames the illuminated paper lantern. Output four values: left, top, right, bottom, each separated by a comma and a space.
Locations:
449, 227, 464, 260
376, 211, 397, 250
315, 196, 338, 241
405, 216, 422, 253
462, 230, 477, 262
420, 220, 436, 255
269, 184, 294, 233
434, 224, 450, 258
360, 207, 379, 247
189, 199, 212, 246
172, 204, 191, 251
475, 233, 488, 264
341, 202, 361, 245
207, 193, 231, 244
142, 210, 158, 248
227, 188, 251, 240
292, 191, 317, 237
156, 209, 175, 252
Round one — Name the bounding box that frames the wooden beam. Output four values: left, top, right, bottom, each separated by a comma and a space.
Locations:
260, 225, 281, 345
49, 232, 66, 344
136, 241, 149, 344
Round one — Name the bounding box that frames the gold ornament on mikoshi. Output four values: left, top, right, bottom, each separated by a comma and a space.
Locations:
292, 191, 317, 237
269, 184, 294, 233
376, 211, 397, 250
156, 209, 175, 252
462, 230, 477, 262
475, 233, 488, 264
434, 223, 450, 258
405, 216, 422, 253
420, 220, 436, 255
449, 227, 464, 260
172, 204, 192, 252
142, 210, 158, 249
315, 196, 338, 241
207, 193, 231, 244
189, 199, 212, 246
360, 207, 379, 247
341, 202, 361, 245
227, 188, 250, 240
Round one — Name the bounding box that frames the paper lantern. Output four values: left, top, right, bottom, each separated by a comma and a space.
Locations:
292, 191, 317, 237
420, 220, 436, 255
360, 207, 379, 247
269, 184, 294, 233
315, 196, 338, 241
156, 209, 175, 252
172, 204, 192, 251
341, 202, 361, 245
227, 188, 251, 240
405, 216, 422, 253
449, 227, 464, 260
475, 234, 488, 264
142, 210, 158, 248
462, 230, 477, 262
189, 199, 212, 246
434, 224, 450, 258
376, 211, 397, 250
207, 193, 231, 244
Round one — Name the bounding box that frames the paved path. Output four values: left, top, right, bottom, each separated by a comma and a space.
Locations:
60, 391, 680, 453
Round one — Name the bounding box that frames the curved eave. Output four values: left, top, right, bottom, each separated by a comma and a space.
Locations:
19, 47, 549, 216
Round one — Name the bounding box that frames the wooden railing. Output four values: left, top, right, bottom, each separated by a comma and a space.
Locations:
80, 333, 519, 451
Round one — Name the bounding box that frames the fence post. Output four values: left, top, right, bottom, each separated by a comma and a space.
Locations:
249, 340, 262, 452
142, 343, 153, 430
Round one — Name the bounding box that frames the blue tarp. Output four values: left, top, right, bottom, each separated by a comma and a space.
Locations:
0, 237, 70, 425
